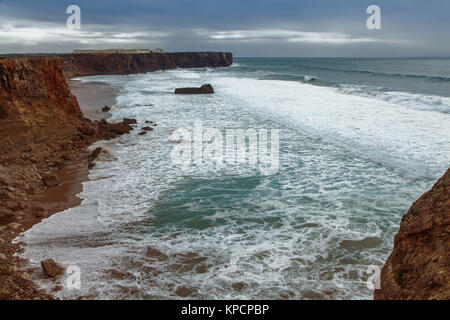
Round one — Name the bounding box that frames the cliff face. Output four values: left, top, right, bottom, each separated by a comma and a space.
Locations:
374, 168, 450, 300
0, 58, 82, 119
0, 58, 134, 195
0, 58, 84, 155
55, 52, 233, 78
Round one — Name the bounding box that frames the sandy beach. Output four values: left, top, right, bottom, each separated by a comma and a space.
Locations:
69, 80, 118, 121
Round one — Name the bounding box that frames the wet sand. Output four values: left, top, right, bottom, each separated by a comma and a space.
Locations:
28, 80, 119, 222
69, 80, 118, 121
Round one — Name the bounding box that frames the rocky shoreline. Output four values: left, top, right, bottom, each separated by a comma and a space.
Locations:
0, 58, 138, 299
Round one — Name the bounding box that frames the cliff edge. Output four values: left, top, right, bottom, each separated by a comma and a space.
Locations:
60, 52, 233, 78
1, 52, 233, 78
374, 168, 450, 300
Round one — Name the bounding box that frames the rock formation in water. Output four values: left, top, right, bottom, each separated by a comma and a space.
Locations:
374, 168, 450, 300
175, 84, 215, 94
2, 52, 233, 78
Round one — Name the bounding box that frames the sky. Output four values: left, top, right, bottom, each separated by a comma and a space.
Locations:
0, 0, 449, 57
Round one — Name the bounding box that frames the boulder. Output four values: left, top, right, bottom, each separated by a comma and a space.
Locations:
175, 84, 214, 94
41, 259, 65, 278
102, 105, 111, 112
142, 126, 153, 131
175, 286, 197, 297
32, 207, 49, 218
123, 118, 137, 125
42, 175, 60, 188
88, 147, 103, 169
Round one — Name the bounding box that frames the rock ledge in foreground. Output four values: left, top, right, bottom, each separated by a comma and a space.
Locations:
374, 168, 450, 300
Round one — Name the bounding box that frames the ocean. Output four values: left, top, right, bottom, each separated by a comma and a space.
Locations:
18, 58, 450, 299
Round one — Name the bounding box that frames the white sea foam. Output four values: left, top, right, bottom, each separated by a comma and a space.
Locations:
337, 84, 450, 114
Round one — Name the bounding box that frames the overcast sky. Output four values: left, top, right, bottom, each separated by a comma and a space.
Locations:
0, 0, 449, 57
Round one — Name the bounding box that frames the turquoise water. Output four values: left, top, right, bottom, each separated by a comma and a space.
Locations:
20, 58, 450, 299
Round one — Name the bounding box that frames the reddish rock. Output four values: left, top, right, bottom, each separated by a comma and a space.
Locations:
108, 269, 129, 280
375, 168, 450, 300
109, 123, 133, 135
232, 282, 248, 292
142, 126, 153, 131
41, 259, 65, 278
175, 286, 197, 297
88, 147, 102, 169
32, 207, 49, 218
123, 118, 137, 125
42, 175, 59, 188
146, 247, 168, 261
77, 125, 95, 136
54, 52, 233, 78
7, 222, 21, 230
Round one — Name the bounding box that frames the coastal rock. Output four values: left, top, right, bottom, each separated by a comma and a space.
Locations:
232, 282, 248, 292
175, 286, 197, 297
374, 168, 450, 300
102, 105, 111, 112
142, 126, 153, 131
109, 123, 133, 135
175, 84, 214, 94
88, 147, 103, 169
123, 118, 137, 125
146, 247, 169, 261
42, 175, 59, 188
138, 131, 147, 136
77, 125, 95, 136
41, 259, 65, 278
32, 207, 49, 218
7, 222, 21, 230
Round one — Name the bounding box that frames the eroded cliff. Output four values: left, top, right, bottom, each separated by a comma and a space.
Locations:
0, 57, 141, 299
374, 168, 450, 300
2, 52, 233, 78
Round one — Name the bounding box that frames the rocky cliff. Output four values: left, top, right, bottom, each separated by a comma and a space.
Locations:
0, 57, 135, 195
0, 57, 82, 121
1, 52, 233, 78
0, 57, 139, 299
374, 168, 450, 300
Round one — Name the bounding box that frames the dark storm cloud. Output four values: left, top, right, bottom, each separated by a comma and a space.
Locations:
0, 0, 449, 56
